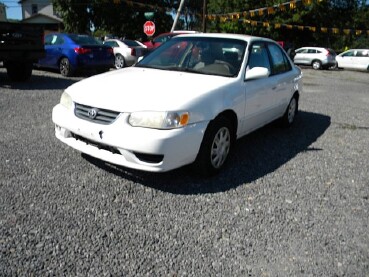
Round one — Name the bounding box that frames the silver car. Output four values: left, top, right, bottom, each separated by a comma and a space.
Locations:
294, 47, 336, 70
336, 49, 369, 71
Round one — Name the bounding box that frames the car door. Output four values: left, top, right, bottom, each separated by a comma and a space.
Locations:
242, 41, 276, 134
338, 50, 355, 69
266, 42, 296, 117
354, 50, 369, 70
42, 34, 64, 68
294, 48, 310, 65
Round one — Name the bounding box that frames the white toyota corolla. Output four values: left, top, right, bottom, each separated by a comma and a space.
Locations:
52, 33, 303, 176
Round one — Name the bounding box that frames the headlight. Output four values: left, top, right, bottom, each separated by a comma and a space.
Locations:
60, 92, 73, 110
128, 111, 189, 129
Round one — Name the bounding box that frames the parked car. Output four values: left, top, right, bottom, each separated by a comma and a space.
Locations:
335, 49, 369, 71
52, 33, 303, 176
293, 46, 336, 70
143, 31, 198, 49
103, 39, 148, 69
36, 33, 115, 77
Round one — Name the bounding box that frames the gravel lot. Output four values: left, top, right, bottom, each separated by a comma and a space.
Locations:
1, 66, 368, 276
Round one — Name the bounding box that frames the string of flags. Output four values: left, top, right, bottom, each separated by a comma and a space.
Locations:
238, 19, 369, 36
207, 0, 316, 19
106, 0, 368, 36
206, 0, 369, 36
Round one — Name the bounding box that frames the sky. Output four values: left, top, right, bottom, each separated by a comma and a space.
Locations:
2, 0, 22, 20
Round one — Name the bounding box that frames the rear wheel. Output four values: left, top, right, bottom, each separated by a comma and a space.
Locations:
115, 54, 125, 69
59, 57, 74, 77
281, 95, 298, 127
194, 116, 234, 176
312, 60, 322, 70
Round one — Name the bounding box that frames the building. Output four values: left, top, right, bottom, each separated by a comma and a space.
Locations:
0, 2, 6, 21
19, 0, 63, 31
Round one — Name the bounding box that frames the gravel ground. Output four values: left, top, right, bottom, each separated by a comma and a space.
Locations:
0, 67, 368, 277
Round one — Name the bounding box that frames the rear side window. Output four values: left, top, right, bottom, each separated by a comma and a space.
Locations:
356, 50, 369, 57
123, 40, 140, 47
267, 43, 292, 75
69, 34, 102, 45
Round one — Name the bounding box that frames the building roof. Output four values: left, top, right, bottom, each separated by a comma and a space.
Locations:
21, 13, 63, 24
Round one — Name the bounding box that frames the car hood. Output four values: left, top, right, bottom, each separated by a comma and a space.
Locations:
66, 67, 235, 112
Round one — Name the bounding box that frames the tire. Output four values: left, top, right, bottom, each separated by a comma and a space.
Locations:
114, 54, 125, 69
6, 62, 33, 82
281, 95, 298, 127
193, 116, 234, 176
59, 57, 74, 77
312, 60, 322, 70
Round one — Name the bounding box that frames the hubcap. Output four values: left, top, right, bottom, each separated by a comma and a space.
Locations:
210, 127, 231, 169
313, 61, 320, 70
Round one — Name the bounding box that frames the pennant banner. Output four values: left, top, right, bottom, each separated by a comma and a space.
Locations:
239, 19, 369, 36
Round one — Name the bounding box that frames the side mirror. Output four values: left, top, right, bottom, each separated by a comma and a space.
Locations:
245, 67, 270, 80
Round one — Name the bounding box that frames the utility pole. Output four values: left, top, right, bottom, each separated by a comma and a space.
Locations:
202, 0, 207, 33
171, 0, 186, 32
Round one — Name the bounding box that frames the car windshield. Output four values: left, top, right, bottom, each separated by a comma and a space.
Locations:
69, 34, 102, 45
136, 37, 247, 77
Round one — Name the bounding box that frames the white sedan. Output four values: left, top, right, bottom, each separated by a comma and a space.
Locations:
103, 39, 147, 69
336, 49, 369, 71
52, 33, 303, 176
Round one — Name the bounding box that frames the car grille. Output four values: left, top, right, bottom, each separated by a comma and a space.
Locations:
74, 103, 120, 124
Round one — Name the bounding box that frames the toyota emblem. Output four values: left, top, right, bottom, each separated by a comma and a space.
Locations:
88, 108, 98, 119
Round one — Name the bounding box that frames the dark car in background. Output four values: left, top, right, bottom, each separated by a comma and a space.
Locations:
143, 31, 198, 50
36, 33, 114, 77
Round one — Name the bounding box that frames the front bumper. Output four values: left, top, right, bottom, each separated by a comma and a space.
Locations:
52, 104, 208, 172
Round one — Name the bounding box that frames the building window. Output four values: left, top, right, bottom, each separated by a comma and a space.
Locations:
32, 4, 38, 15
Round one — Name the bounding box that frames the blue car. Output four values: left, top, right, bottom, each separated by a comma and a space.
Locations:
37, 33, 114, 77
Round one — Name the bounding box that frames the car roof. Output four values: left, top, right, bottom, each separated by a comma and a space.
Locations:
172, 32, 276, 44
296, 46, 328, 50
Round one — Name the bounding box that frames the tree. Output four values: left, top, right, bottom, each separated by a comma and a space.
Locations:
52, 0, 91, 33
205, 0, 369, 50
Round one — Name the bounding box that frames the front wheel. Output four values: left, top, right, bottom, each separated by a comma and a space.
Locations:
193, 116, 234, 176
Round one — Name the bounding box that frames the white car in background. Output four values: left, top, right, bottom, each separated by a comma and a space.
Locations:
336, 49, 369, 71
103, 39, 147, 69
293, 46, 337, 70
52, 33, 303, 176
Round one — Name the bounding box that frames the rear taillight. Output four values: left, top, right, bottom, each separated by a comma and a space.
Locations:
131, 48, 136, 56
74, 47, 92, 54
107, 47, 114, 54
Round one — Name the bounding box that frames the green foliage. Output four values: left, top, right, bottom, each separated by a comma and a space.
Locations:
52, 0, 368, 48
206, 0, 369, 49
52, 0, 203, 40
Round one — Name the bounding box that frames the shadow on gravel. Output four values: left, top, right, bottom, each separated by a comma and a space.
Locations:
0, 68, 81, 91
83, 111, 331, 194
